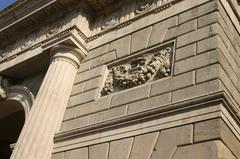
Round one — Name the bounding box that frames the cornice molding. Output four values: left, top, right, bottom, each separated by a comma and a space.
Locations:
0, 27, 88, 73
0, 0, 90, 47
0, 0, 182, 66
54, 91, 240, 143
3, 0, 240, 70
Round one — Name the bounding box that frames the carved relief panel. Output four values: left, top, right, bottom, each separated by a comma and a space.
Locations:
101, 41, 175, 96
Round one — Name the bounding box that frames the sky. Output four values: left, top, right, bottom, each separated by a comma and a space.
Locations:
0, 0, 16, 10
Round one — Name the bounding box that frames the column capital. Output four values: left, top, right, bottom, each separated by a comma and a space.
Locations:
50, 44, 87, 69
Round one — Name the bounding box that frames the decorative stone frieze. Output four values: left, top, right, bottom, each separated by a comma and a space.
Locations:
102, 13, 119, 29
98, 0, 179, 34
101, 42, 174, 96
0, 0, 180, 65
136, 0, 155, 14
46, 22, 62, 38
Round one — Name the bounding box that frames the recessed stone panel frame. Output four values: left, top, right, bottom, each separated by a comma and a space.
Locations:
101, 40, 176, 96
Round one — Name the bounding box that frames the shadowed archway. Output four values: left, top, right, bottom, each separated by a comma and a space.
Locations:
0, 86, 33, 159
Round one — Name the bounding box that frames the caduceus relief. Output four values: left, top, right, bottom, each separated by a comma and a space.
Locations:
0, 76, 9, 101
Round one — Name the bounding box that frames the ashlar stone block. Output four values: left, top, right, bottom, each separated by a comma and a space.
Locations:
148, 16, 178, 47
173, 141, 233, 159
174, 49, 219, 75
131, 26, 152, 53
179, 0, 218, 24
109, 35, 131, 58
89, 143, 109, 159
129, 132, 159, 159
175, 43, 196, 61
151, 125, 193, 159
65, 148, 88, 159
109, 137, 134, 159
51, 153, 64, 159
128, 93, 171, 114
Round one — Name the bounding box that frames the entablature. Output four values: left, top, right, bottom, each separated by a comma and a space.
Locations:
1, 0, 240, 74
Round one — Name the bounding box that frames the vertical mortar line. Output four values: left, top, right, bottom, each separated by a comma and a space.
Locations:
146, 26, 153, 49
129, 34, 133, 54
127, 137, 135, 159
193, 70, 196, 86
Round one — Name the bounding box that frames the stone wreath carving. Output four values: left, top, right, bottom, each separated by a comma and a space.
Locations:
136, 0, 155, 14
101, 45, 173, 96
47, 22, 62, 37
102, 13, 119, 29
0, 76, 9, 100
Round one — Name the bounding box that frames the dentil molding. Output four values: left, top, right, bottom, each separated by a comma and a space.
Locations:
0, 0, 181, 65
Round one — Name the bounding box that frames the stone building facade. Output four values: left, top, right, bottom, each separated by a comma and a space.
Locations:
0, 0, 240, 158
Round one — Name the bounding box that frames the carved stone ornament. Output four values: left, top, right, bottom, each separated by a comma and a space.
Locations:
136, 0, 155, 14
0, 76, 9, 100
21, 34, 35, 50
101, 42, 174, 96
46, 22, 62, 37
102, 13, 119, 29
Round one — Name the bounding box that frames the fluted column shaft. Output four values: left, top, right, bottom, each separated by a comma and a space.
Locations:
11, 44, 86, 159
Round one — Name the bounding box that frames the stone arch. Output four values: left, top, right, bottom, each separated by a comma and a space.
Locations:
8, 85, 34, 119
0, 85, 34, 158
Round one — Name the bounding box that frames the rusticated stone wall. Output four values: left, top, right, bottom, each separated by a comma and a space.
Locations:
52, 0, 240, 158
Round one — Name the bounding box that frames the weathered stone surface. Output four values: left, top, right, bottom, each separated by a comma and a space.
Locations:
194, 118, 222, 142
131, 26, 152, 53
198, 11, 219, 28
179, 0, 217, 24
89, 105, 127, 124
109, 36, 131, 58
51, 153, 64, 159
194, 118, 240, 158
151, 125, 193, 159
111, 85, 150, 107
84, 76, 102, 91
129, 132, 159, 159
65, 148, 88, 159
148, 16, 177, 47
151, 71, 194, 96
89, 143, 109, 159
69, 89, 98, 107
196, 64, 219, 84
172, 141, 231, 159
85, 44, 109, 61
164, 19, 197, 42
197, 36, 219, 54
172, 79, 221, 102
63, 106, 78, 121
75, 66, 107, 84
128, 93, 171, 114
71, 82, 85, 96
109, 138, 133, 159
78, 60, 92, 73
77, 95, 111, 117
175, 43, 196, 61
217, 143, 237, 159
91, 51, 116, 68
60, 115, 90, 132
174, 50, 219, 75
177, 25, 215, 48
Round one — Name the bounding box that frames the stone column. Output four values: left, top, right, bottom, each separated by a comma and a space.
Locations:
11, 44, 86, 159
